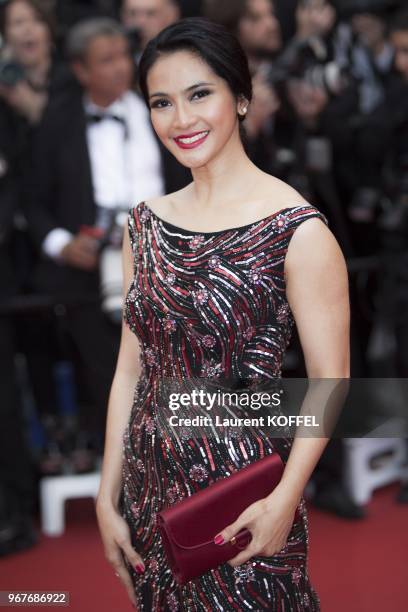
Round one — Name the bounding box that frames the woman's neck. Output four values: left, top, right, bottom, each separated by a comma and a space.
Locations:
190, 131, 261, 209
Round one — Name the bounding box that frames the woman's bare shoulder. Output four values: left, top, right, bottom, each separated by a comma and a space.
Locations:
143, 184, 194, 216
255, 173, 307, 211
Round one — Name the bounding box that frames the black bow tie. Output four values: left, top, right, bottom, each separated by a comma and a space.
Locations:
86, 112, 129, 139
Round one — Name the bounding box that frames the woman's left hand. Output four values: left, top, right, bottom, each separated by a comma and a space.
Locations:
213, 484, 300, 567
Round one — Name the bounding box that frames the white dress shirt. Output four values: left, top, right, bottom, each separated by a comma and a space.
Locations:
42, 90, 164, 261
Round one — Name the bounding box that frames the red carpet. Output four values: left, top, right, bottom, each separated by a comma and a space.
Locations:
308, 483, 408, 612
0, 484, 407, 611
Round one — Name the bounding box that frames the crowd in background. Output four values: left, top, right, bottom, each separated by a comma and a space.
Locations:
1, 0, 407, 557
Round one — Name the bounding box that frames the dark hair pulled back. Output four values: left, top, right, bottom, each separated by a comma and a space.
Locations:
138, 17, 252, 124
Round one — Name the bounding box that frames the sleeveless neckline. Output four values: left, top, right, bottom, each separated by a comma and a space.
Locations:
138, 201, 313, 236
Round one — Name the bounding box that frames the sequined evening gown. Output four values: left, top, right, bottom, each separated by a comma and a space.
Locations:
121, 201, 328, 611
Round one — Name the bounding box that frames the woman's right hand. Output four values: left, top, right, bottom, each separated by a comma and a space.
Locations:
0, 81, 47, 124
96, 499, 145, 610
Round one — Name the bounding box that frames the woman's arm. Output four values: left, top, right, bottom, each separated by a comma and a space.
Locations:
95, 223, 146, 607
271, 216, 350, 506
215, 217, 350, 564
96, 224, 143, 509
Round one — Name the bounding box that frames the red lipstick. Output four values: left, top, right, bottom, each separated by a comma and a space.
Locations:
173, 130, 209, 150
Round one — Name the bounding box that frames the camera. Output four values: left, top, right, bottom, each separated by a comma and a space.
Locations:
125, 27, 142, 58
265, 38, 349, 96
0, 58, 25, 87
97, 209, 129, 323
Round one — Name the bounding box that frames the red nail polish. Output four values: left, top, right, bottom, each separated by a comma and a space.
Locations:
214, 534, 224, 545
135, 564, 144, 574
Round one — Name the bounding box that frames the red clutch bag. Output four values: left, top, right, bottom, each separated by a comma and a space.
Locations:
157, 452, 298, 586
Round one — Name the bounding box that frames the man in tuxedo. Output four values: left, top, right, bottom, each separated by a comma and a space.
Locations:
24, 18, 190, 460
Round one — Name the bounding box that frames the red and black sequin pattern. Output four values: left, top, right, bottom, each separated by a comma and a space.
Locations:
121, 201, 328, 611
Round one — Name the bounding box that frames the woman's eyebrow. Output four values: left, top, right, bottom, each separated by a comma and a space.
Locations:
149, 81, 215, 99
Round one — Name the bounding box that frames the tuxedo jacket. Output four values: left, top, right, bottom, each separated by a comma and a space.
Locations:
0, 101, 20, 298
23, 88, 191, 296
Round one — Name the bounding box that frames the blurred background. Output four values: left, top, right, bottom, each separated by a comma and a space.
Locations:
0, 0, 407, 610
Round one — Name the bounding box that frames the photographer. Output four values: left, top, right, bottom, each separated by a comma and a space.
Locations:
0, 98, 37, 556
0, 0, 79, 477
389, 9, 408, 503
352, 8, 408, 502
204, 0, 282, 72
0, 0, 74, 124
204, 0, 283, 174
271, 2, 366, 517
333, 1, 400, 230
347, 0, 396, 113
119, 0, 181, 57
22, 16, 190, 472
295, 0, 337, 41
355, 11, 408, 369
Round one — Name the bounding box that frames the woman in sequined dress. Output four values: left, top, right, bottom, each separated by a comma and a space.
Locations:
96, 18, 350, 612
